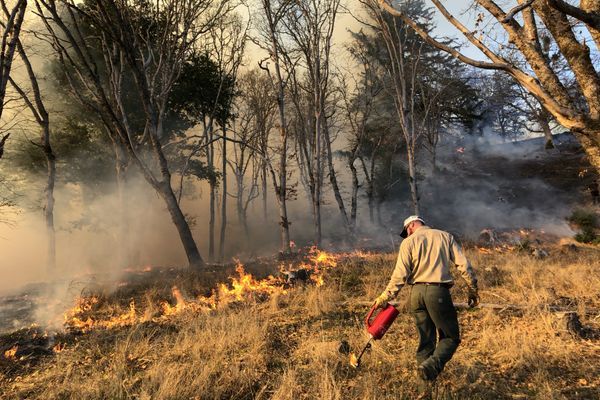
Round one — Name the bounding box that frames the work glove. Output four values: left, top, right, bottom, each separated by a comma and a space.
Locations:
467, 286, 479, 308
373, 293, 390, 309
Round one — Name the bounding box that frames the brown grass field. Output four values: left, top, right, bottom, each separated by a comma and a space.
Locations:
0, 244, 599, 399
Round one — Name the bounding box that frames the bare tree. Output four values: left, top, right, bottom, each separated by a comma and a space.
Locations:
227, 94, 260, 241
283, 0, 348, 244
362, 0, 429, 214
202, 13, 248, 263
35, 0, 231, 269
338, 43, 382, 230
0, 0, 26, 157
6, 32, 57, 270
255, 0, 293, 255
242, 70, 277, 223
378, 0, 600, 187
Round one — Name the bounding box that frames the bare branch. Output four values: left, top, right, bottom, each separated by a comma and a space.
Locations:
502, 0, 534, 23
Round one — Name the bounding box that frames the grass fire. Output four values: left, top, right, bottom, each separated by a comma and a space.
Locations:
2, 0, 600, 399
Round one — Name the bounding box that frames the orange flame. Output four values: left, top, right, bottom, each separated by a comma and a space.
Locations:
62, 249, 370, 333
64, 298, 137, 332
4, 346, 18, 359
53, 343, 65, 353
215, 263, 286, 304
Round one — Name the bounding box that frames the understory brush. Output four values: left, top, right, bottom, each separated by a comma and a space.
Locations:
1, 248, 598, 399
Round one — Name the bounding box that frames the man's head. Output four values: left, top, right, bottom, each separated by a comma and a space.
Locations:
400, 215, 425, 238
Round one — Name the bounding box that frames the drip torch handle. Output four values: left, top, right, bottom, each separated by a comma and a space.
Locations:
365, 304, 378, 329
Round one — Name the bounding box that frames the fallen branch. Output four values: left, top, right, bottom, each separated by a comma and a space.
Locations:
353, 300, 599, 315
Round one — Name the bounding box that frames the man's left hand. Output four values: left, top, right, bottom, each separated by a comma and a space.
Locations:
374, 293, 390, 309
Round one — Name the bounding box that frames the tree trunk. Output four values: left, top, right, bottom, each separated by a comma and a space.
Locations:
208, 131, 216, 262
261, 162, 268, 222
275, 76, 291, 253
149, 114, 203, 269
349, 156, 359, 230
159, 182, 204, 269
219, 127, 227, 262
540, 118, 555, 149
278, 124, 291, 252
407, 152, 420, 215
113, 140, 131, 267
265, 1, 292, 254
538, 109, 555, 149
573, 128, 600, 195
314, 119, 322, 247
323, 121, 353, 238
42, 123, 56, 271
361, 155, 376, 225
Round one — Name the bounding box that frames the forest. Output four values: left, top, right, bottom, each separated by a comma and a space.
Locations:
0, 1, 599, 399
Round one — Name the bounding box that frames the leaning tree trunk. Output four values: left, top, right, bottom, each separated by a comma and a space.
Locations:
218, 127, 227, 263
158, 181, 204, 268
146, 114, 203, 269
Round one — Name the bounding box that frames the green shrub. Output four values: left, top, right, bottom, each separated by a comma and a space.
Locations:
574, 227, 598, 244
568, 209, 598, 229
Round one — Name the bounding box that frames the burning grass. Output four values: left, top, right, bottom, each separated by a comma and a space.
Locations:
0, 246, 599, 399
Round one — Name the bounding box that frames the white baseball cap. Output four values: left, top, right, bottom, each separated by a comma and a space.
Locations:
400, 215, 425, 238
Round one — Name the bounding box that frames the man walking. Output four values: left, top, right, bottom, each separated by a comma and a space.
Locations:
373, 215, 479, 382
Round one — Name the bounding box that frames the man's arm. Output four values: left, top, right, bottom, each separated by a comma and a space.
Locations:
379, 241, 412, 301
450, 236, 477, 289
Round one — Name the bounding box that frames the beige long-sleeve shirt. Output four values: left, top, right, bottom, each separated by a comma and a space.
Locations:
381, 226, 477, 299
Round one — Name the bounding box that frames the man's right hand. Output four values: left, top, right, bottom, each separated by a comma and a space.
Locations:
467, 287, 479, 308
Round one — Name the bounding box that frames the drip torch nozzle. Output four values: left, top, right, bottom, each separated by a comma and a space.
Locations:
349, 336, 372, 368
349, 304, 399, 369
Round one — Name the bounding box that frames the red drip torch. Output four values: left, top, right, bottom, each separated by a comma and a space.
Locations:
350, 303, 399, 368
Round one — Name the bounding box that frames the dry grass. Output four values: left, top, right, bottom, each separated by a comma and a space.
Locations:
1, 247, 599, 399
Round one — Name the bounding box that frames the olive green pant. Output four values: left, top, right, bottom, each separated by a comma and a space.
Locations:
409, 284, 460, 378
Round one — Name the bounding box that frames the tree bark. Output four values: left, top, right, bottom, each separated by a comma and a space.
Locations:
538, 109, 555, 150
407, 151, 419, 215
261, 163, 268, 223
110, 138, 132, 266
324, 122, 353, 238
580, 0, 600, 51
42, 124, 56, 271
219, 126, 227, 262
349, 156, 359, 230
261, 0, 291, 254
159, 181, 204, 269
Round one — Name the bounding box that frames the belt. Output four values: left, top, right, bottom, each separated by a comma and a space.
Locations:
413, 282, 453, 288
